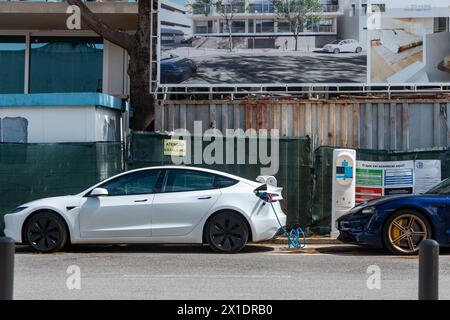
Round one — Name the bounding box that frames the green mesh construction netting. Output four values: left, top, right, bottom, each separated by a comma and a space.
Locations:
128, 132, 313, 228
0, 142, 124, 234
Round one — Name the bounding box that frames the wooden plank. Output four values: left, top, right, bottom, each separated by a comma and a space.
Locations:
389, 102, 397, 150
154, 101, 163, 131
281, 103, 288, 136
328, 103, 336, 146
433, 102, 441, 147
340, 104, 348, 147
305, 103, 312, 137
447, 103, 450, 147
221, 103, 228, 131
244, 102, 252, 131
377, 103, 385, 150
401, 103, 409, 150
179, 104, 186, 130
294, 103, 301, 136
167, 104, 175, 132
209, 104, 216, 129
234, 104, 241, 130
352, 103, 360, 148
317, 103, 324, 146
256, 102, 264, 131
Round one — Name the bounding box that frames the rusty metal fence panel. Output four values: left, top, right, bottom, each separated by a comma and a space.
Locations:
156, 99, 450, 151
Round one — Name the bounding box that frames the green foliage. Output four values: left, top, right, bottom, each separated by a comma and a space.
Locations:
188, 0, 246, 17
273, 0, 324, 33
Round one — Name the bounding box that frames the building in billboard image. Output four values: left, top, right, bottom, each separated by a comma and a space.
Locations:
161, 0, 368, 84
190, 0, 342, 50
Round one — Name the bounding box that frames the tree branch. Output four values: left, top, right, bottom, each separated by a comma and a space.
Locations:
66, 0, 134, 51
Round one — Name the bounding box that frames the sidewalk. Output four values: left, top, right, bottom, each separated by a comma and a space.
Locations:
264, 236, 342, 245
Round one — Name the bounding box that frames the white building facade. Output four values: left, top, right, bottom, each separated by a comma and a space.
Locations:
190, 0, 344, 49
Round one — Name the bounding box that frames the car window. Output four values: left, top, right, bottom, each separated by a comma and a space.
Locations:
214, 175, 238, 188
163, 170, 215, 193
98, 170, 160, 196
425, 178, 450, 195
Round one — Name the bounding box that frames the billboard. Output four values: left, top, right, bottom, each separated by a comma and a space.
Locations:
158, 0, 450, 86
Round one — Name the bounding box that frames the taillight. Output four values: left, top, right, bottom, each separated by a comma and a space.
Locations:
255, 191, 278, 203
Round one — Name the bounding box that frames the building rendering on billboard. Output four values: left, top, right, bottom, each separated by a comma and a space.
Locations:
158, 0, 450, 86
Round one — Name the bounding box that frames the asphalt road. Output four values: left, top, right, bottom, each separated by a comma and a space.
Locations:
180, 51, 367, 84
13, 244, 450, 300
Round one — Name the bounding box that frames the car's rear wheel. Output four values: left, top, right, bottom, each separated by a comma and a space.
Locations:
333, 48, 340, 54
355, 47, 362, 53
383, 210, 431, 255
24, 212, 68, 253
206, 212, 249, 253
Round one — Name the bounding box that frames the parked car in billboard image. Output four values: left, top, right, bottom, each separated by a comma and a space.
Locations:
160, 52, 197, 84
323, 39, 363, 54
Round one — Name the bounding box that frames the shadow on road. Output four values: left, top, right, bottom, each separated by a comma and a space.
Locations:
14, 244, 275, 255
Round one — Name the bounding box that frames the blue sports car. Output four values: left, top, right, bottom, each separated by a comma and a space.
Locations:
337, 178, 450, 255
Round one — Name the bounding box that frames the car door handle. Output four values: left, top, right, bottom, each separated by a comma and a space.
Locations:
197, 196, 212, 200
134, 199, 148, 203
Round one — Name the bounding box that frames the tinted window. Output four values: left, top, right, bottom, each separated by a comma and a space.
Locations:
425, 178, 450, 195
163, 170, 214, 193
214, 175, 238, 188
99, 170, 160, 196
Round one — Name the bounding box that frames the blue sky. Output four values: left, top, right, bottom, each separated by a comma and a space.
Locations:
170, 0, 187, 7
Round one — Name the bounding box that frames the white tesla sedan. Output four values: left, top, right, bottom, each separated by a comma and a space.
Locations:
4, 166, 286, 253
323, 39, 363, 54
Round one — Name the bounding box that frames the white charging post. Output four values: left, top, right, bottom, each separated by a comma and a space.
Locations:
331, 149, 356, 238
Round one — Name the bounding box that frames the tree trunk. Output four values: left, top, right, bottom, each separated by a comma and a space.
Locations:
228, 21, 233, 52
294, 34, 298, 51
128, 47, 154, 131
128, 0, 155, 131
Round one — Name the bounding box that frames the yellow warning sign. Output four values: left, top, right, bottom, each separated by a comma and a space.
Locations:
164, 139, 186, 157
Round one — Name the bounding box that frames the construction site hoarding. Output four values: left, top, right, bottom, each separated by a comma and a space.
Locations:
158, 0, 450, 87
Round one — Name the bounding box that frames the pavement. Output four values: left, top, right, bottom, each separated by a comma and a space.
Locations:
165, 48, 367, 84
12, 243, 450, 300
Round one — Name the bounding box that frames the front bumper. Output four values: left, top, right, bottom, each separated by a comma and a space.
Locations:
3, 213, 25, 243
336, 215, 383, 248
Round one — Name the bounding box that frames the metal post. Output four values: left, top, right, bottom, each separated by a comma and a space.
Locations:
0, 237, 15, 300
419, 239, 439, 300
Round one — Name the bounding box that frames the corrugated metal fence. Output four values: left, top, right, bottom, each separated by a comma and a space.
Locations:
156, 99, 450, 150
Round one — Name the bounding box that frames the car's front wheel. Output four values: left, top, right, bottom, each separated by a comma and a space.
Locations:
24, 212, 68, 253
383, 210, 431, 255
355, 47, 362, 53
333, 48, 340, 54
206, 212, 249, 253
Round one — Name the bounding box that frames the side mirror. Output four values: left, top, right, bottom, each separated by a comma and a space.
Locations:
89, 188, 109, 197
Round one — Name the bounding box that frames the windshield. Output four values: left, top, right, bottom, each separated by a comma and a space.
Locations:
330, 40, 341, 44
160, 52, 178, 61
425, 178, 450, 195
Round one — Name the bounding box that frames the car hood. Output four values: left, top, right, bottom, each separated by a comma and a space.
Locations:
19, 195, 81, 208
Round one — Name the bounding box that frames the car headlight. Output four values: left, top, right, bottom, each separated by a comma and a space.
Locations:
9, 206, 28, 214
361, 207, 376, 215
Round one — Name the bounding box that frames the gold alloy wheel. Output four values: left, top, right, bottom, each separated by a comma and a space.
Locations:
388, 214, 428, 254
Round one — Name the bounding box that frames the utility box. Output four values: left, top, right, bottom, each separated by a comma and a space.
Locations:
331, 149, 356, 238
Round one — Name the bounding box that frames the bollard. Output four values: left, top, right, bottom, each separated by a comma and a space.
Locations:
0, 237, 15, 300
418, 239, 439, 300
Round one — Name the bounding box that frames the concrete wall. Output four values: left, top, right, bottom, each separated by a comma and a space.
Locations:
102, 40, 129, 97
0, 106, 121, 143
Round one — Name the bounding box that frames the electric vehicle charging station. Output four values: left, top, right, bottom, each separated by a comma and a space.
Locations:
331, 149, 356, 238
